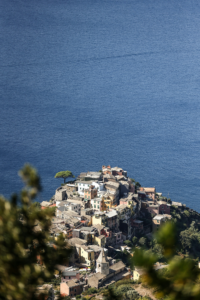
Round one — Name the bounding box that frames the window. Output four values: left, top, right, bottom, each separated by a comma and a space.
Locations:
94, 205, 96, 208
69, 276, 70, 279
98, 206, 99, 209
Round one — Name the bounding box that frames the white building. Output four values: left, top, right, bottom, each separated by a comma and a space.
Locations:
91, 197, 103, 211
92, 181, 105, 193
56, 201, 81, 215
68, 202, 81, 214
77, 181, 93, 196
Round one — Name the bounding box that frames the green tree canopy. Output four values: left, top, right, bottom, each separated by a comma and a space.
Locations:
135, 182, 141, 190
132, 236, 138, 246
138, 237, 146, 247
54, 170, 75, 183
0, 164, 72, 300
124, 240, 132, 247
132, 222, 200, 300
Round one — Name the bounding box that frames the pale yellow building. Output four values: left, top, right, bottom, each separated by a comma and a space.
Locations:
54, 232, 65, 241
134, 264, 168, 281
102, 193, 115, 210
80, 245, 95, 267
92, 212, 107, 226
133, 268, 145, 281
94, 235, 106, 247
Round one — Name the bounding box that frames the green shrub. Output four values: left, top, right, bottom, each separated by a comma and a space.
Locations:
139, 237, 146, 246
183, 210, 191, 218
124, 240, 132, 247
83, 287, 98, 295
114, 278, 134, 288
132, 236, 138, 246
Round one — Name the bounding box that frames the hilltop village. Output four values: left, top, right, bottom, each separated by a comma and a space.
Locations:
40, 165, 185, 299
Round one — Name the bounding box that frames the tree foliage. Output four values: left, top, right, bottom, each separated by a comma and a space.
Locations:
54, 170, 75, 183
0, 164, 72, 300
179, 221, 200, 255
138, 237, 146, 247
124, 240, 132, 247
132, 236, 138, 246
170, 205, 200, 257
129, 179, 141, 190
135, 182, 141, 189
82, 287, 98, 295
132, 222, 200, 300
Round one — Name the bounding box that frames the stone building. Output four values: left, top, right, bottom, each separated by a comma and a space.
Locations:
96, 248, 109, 275
55, 187, 67, 201
88, 249, 130, 289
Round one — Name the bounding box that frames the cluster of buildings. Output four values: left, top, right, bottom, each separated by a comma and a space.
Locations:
40, 165, 175, 298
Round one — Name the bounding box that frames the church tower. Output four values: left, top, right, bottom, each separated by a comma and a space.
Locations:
96, 248, 109, 275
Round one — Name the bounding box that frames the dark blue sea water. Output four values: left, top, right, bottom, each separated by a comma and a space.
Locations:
1, 0, 200, 210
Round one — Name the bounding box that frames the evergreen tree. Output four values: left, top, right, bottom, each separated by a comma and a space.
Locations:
0, 164, 72, 300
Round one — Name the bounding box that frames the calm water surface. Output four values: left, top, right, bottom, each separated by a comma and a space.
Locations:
1, 0, 200, 210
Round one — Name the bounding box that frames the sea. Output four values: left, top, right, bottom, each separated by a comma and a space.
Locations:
1, 0, 200, 211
